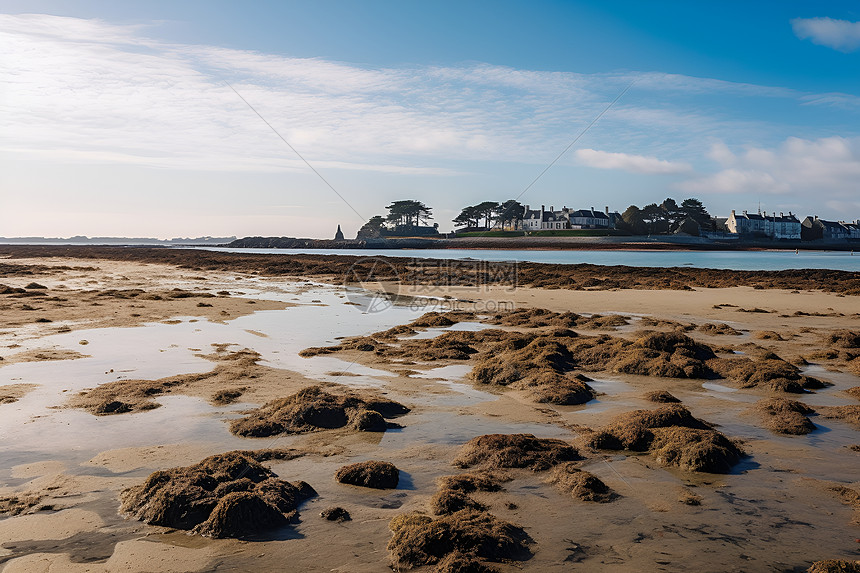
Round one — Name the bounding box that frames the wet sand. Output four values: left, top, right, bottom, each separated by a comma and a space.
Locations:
0, 250, 858, 572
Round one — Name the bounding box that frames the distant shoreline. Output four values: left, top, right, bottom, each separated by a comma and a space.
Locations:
222, 235, 860, 252
2, 244, 857, 294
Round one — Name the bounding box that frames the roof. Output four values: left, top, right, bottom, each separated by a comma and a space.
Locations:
569, 209, 609, 219
819, 219, 848, 230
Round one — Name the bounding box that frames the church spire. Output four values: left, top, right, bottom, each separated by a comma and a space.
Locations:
334, 224, 345, 241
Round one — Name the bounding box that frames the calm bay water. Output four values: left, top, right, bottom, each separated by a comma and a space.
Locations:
201, 247, 860, 271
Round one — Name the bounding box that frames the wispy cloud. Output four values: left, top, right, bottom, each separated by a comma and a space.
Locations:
679, 137, 860, 212
575, 149, 691, 174
0, 12, 857, 185
792, 17, 860, 52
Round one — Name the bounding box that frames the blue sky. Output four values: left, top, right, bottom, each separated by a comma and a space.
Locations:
1, 1, 859, 238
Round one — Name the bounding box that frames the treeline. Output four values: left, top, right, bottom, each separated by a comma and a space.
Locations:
357, 200, 436, 238
617, 198, 714, 235
354, 196, 715, 238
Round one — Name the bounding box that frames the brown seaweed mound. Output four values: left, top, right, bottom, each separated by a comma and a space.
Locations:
707, 351, 825, 393
434, 552, 500, 573
432, 472, 507, 516
119, 451, 315, 538
489, 308, 629, 330
193, 491, 288, 538
807, 560, 860, 573
649, 427, 744, 473
569, 331, 715, 379
453, 434, 579, 471
754, 398, 816, 435
588, 405, 744, 473
375, 324, 418, 340
469, 331, 595, 405
644, 390, 681, 403
825, 330, 860, 349
335, 460, 400, 489
588, 405, 711, 451
431, 489, 487, 515
229, 386, 408, 437
489, 308, 578, 328
698, 322, 742, 336
546, 463, 616, 502
438, 472, 506, 494
320, 506, 351, 522
387, 510, 533, 572
303, 330, 481, 361
817, 405, 860, 430
410, 312, 458, 327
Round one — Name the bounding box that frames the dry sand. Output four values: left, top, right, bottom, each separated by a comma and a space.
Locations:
0, 251, 858, 572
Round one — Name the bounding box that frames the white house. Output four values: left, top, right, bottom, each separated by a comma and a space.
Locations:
520, 205, 619, 231
727, 210, 800, 239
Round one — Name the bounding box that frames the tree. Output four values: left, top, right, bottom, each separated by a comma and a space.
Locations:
473, 201, 500, 229
385, 200, 432, 227
660, 198, 684, 231
642, 203, 669, 234
680, 198, 713, 230
619, 205, 648, 235
453, 205, 481, 229
495, 199, 525, 230
356, 215, 386, 239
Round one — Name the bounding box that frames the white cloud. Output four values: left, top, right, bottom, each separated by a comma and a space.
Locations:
575, 149, 692, 174
2, 12, 842, 179
792, 17, 860, 52
679, 137, 860, 207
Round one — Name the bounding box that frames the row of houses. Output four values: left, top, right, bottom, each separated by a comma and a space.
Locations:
727, 210, 860, 240
519, 205, 622, 231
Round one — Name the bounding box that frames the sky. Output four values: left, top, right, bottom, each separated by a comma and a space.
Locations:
1, 0, 859, 239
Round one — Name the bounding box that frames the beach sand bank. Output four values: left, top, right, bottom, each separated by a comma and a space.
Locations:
0, 249, 858, 572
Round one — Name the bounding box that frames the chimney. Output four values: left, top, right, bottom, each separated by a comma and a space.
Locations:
541, 205, 545, 212
550, 206, 554, 212
780, 212, 783, 217
814, 215, 818, 220
525, 205, 529, 212
743, 210, 747, 215
605, 206, 609, 214
731, 209, 736, 216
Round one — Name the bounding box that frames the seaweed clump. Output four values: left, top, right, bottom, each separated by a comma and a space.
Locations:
453, 434, 580, 472
816, 405, 860, 430
320, 506, 351, 522
707, 350, 826, 393
697, 322, 742, 336
644, 390, 681, 403
431, 472, 506, 516
469, 330, 595, 405
488, 308, 628, 330
753, 397, 816, 435
568, 331, 716, 379
119, 451, 316, 538
387, 510, 533, 572
335, 460, 400, 489
807, 560, 860, 573
588, 405, 744, 473
546, 463, 616, 502
229, 386, 408, 437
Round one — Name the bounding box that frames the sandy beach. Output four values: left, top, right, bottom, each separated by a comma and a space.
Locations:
0, 247, 858, 572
